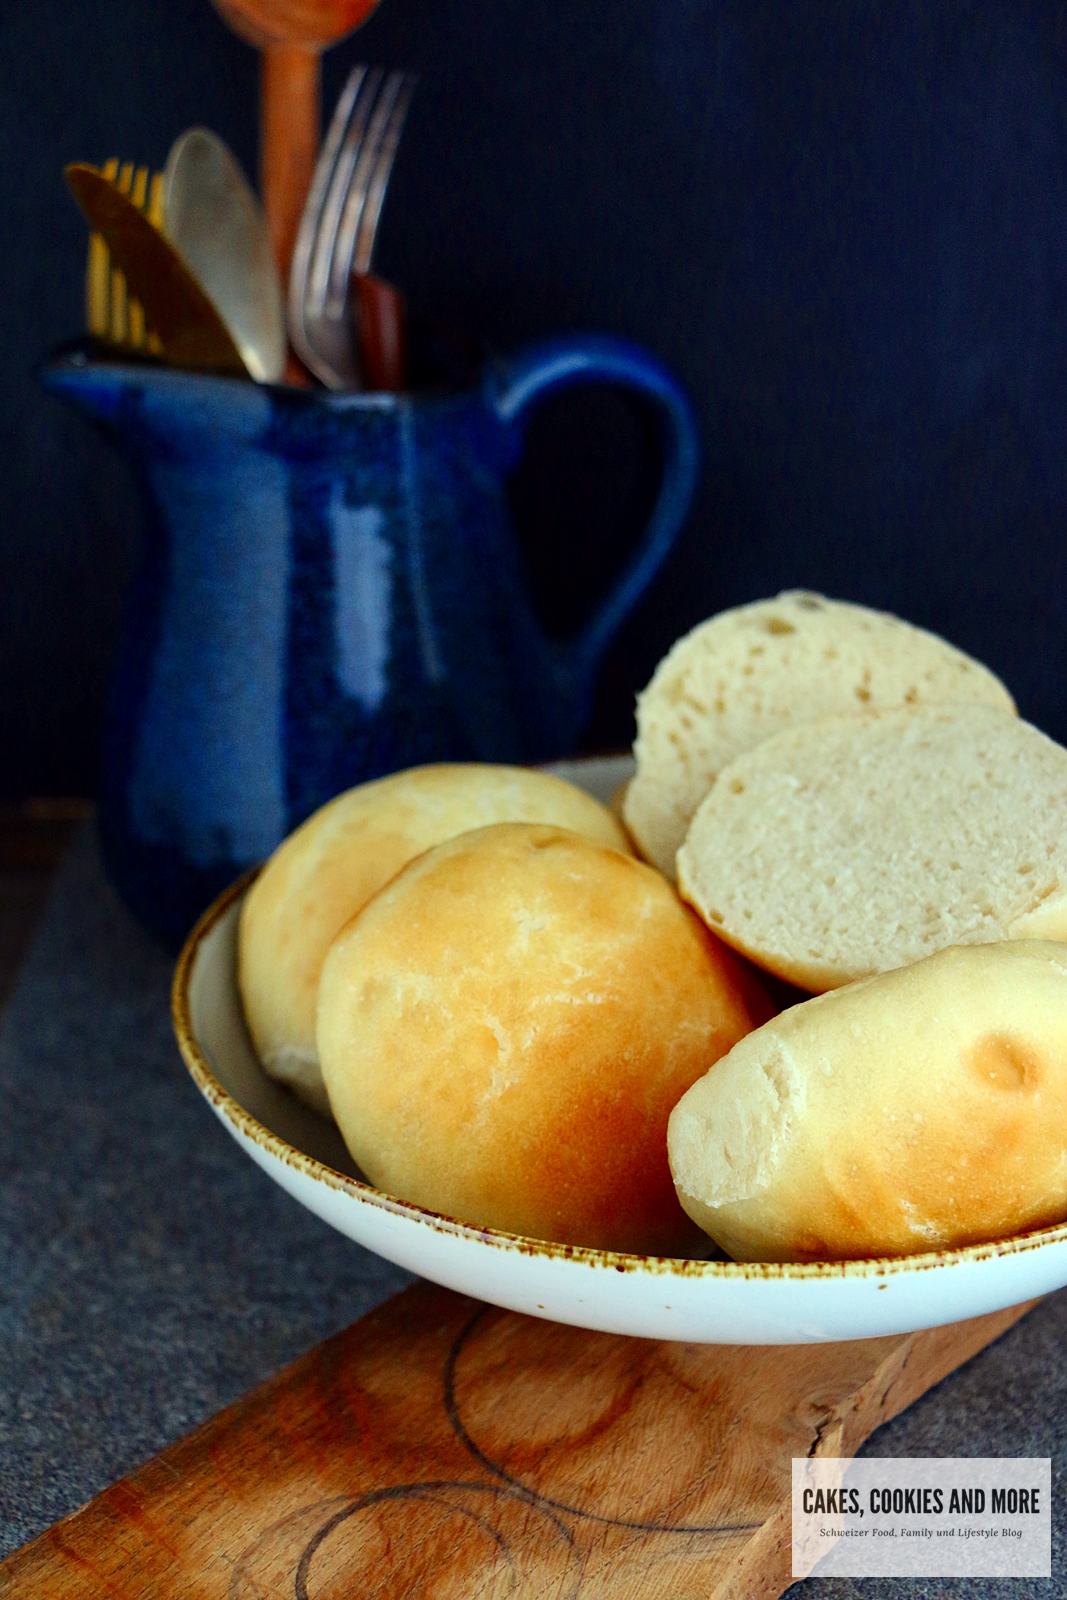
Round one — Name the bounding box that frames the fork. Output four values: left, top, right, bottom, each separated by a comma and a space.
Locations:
86, 159, 165, 355
288, 64, 416, 390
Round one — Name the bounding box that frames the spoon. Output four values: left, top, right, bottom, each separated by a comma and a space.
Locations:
64, 163, 248, 376
209, 0, 384, 283
163, 128, 286, 384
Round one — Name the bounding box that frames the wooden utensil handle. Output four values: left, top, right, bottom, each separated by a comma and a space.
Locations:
261, 39, 320, 284
355, 272, 407, 391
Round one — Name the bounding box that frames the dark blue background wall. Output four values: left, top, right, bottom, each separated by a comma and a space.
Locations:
4, 0, 1067, 796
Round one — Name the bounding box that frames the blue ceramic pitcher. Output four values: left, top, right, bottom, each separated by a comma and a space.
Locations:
43, 335, 698, 945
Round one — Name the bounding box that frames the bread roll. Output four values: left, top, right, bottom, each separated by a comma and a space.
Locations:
669, 941, 1067, 1262
625, 592, 1014, 877
239, 765, 632, 1114
317, 823, 769, 1254
677, 702, 1067, 991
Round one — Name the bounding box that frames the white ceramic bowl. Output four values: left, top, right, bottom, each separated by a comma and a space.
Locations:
172, 756, 1067, 1344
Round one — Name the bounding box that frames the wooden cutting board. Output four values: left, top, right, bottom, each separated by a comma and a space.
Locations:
0, 1284, 1033, 1600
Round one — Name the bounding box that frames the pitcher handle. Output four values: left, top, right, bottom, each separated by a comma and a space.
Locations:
488, 334, 700, 693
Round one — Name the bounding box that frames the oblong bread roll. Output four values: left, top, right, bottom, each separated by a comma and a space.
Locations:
668, 941, 1067, 1262
678, 702, 1067, 991
624, 592, 1014, 877
239, 765, 632, 1115
318, 822, 770, 1254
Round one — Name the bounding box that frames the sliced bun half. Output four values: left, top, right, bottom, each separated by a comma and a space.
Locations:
625, 592, 1014, 877
677, 702, 1067, 991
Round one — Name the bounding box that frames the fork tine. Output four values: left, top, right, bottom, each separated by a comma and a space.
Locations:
310, 65, 369, 222
127, 167, 150, 349
290, 65, 376, 331
87, 230, 111, 337
307, 67, 385, 316
352, 73, 416, 278
147, 171, 165, 230
288, 65, 381, 379
144, 171, 166, 356
325, 70, 410, 315
111, 163, 134, 344
289, 64, 415, 388
87, 160, 119, 340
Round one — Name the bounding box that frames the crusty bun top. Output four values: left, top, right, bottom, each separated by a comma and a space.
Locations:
669, 940, 1067, 1262
317, 822, 769, 1254
239, 764, 632, 1115
677, 702, 1067, 992
624, 592, 1015, 877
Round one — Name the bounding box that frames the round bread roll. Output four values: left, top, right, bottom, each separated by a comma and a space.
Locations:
669, 941, 1067, 1262
317, 822, 770, 1254
239, 765, 632, 1114
624, 592, 1014, 877
677, 702, 1067, 992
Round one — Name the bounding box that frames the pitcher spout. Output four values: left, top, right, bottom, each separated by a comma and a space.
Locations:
41, 352, 270, 452
40, 351, 141, 429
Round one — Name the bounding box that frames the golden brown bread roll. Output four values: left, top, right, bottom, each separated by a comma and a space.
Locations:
317, 822, 770, 1254
668, 941, 1067, 1262
238, 764, 632, 1114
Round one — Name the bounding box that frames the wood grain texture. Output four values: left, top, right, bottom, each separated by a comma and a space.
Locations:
0, 1284, 1034, 1600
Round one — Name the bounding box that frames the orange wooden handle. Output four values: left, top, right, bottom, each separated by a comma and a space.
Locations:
260, 40, 320, 286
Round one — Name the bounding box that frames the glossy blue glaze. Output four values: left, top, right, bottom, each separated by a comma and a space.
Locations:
42, 336, 698, 945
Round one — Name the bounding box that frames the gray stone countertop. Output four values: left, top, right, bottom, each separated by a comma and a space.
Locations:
0, 829, 1063, 1597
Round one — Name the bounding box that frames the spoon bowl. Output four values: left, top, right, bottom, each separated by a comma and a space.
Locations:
164, 129, 286, 384
211, 0, 381, 48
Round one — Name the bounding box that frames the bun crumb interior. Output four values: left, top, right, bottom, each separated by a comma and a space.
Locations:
625, 592, 1014, 878
677, 702, 1067, 991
